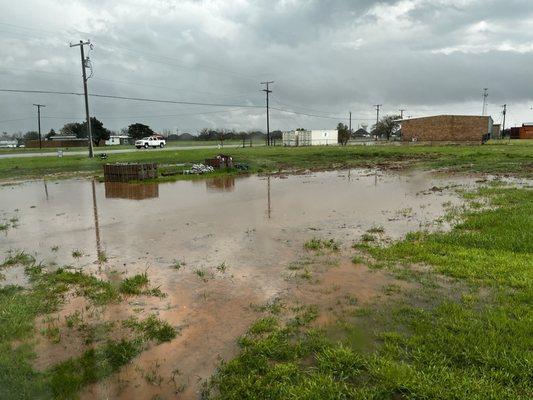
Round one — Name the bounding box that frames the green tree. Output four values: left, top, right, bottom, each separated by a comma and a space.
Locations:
87, 117, 111, 146
60, 118, 111, 146
127, 123, 154, 140
60, 122, 85, 138
23, 131, 39, 140
337, 123, 350, 145
372, 115, 401, 141
45, 129, 56, 140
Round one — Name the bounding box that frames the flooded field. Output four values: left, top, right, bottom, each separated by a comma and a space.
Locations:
1, 169, 480, 399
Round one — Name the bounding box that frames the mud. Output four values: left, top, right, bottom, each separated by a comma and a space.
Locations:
0, 169, 480, 399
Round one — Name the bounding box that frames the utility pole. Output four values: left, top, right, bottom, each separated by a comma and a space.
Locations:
482, 88, 488, 116
399, 109, 405, 119
261, 81, 273, 146
33, 103, 45, 149
349, 111, 352, 134
502, 104, 507, 139
374, 104, 382, 126
70, 40, 94, 158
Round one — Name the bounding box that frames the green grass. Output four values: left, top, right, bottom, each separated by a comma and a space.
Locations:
123, 315, 178, 343
46, 338, 144, 399
0, 256, 175, 399
118, 272, 166, 298
304, 238, 340, 251
0, 139, 247, 155
1, 142, 532, 181
206, 186, 533, 399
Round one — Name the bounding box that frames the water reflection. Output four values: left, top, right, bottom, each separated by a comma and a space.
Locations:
267, 176, 271, 219
104, 182, 159, 200
92, 180, 102, 259
205, 176, 236, 192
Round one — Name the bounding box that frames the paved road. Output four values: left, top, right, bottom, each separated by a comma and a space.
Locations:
0, 144, 258, 159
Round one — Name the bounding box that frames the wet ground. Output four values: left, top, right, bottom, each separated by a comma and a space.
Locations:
0, 169, 480, 399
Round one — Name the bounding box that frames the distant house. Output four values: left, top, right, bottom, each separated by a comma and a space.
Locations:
105, 135, 131, 146
282, 129, 338, 146
352, 128, 369, 138
49, 135, 78, 141
177, 133, 195, 141
400, 115, 493, 143
518, 123, 533, 139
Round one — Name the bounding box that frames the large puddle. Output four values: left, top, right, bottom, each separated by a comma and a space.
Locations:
0, 169, 478, 399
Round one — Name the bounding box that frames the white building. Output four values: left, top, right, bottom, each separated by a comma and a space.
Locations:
105, 135, 132, 145
282, 129, 338, 146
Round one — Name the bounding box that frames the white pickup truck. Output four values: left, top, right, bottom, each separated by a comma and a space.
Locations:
135, 136, 166, 149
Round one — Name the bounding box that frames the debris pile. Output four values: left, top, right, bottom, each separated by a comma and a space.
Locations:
183, 164, 215, 175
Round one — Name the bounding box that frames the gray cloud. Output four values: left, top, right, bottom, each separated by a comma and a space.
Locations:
1, 0, 532, 134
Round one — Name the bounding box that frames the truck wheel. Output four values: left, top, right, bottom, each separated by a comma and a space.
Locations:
136, 146, 141, 149
160, 143, 165, 148
144, 143, 149, 149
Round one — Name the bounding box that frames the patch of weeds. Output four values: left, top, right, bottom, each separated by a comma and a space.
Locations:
344, 295, 358, 306
46, 339, 144, 398
71, 249, 83, 259
249, 317, 278, 334
65, 311, 83, 328
367, 226, 384, 234
119, 272, 148, 295
304, 237, 322, 250
251, 298, 285, 315
97, 250, 108, 263
123, 315, 178, 344
41, 325, 61, 343
143, 360, 163, 386
216, 262, 228, 273
351, 255, 366, 264
304, 238, 340, 251
51, 245, 59, 252
396, 207, 413, 217
382, 283, 402, 296
1, 250, 35, 268
172, 259, 185, 270
361, 233, 375, 242
80, 321, 115, 345
194, 268, 214, 282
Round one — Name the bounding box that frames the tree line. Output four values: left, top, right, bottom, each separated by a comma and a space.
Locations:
2, 114, 400, 146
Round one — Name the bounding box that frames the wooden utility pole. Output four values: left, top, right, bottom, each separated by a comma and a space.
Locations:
349, 111, 352, 134
261, 81, 273, 146
502, 104, 507, 141
70, 40, 94, 158
33, 103, 45, 149
374, 104, 382, 126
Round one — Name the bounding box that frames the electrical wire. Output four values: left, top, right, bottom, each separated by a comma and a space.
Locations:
0, 89, 263, 108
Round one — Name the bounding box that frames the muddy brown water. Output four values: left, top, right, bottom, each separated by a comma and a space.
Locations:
0, 169, 478, 399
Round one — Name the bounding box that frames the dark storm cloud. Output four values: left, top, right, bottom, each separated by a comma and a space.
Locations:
1, 0, 532, 134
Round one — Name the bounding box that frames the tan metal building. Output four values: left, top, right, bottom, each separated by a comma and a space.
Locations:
400, 115, 493, 142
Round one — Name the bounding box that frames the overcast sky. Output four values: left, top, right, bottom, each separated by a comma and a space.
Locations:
1, 0, 532, 135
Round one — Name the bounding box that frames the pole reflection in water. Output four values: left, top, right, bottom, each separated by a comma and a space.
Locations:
43, 179, 49, 201
205, 176, 236, 192
267, 175, 271, 219
104, 182, 159, 200
91, 180, 102, 262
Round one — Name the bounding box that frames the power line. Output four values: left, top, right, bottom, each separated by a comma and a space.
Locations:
0, 89, 263, 108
